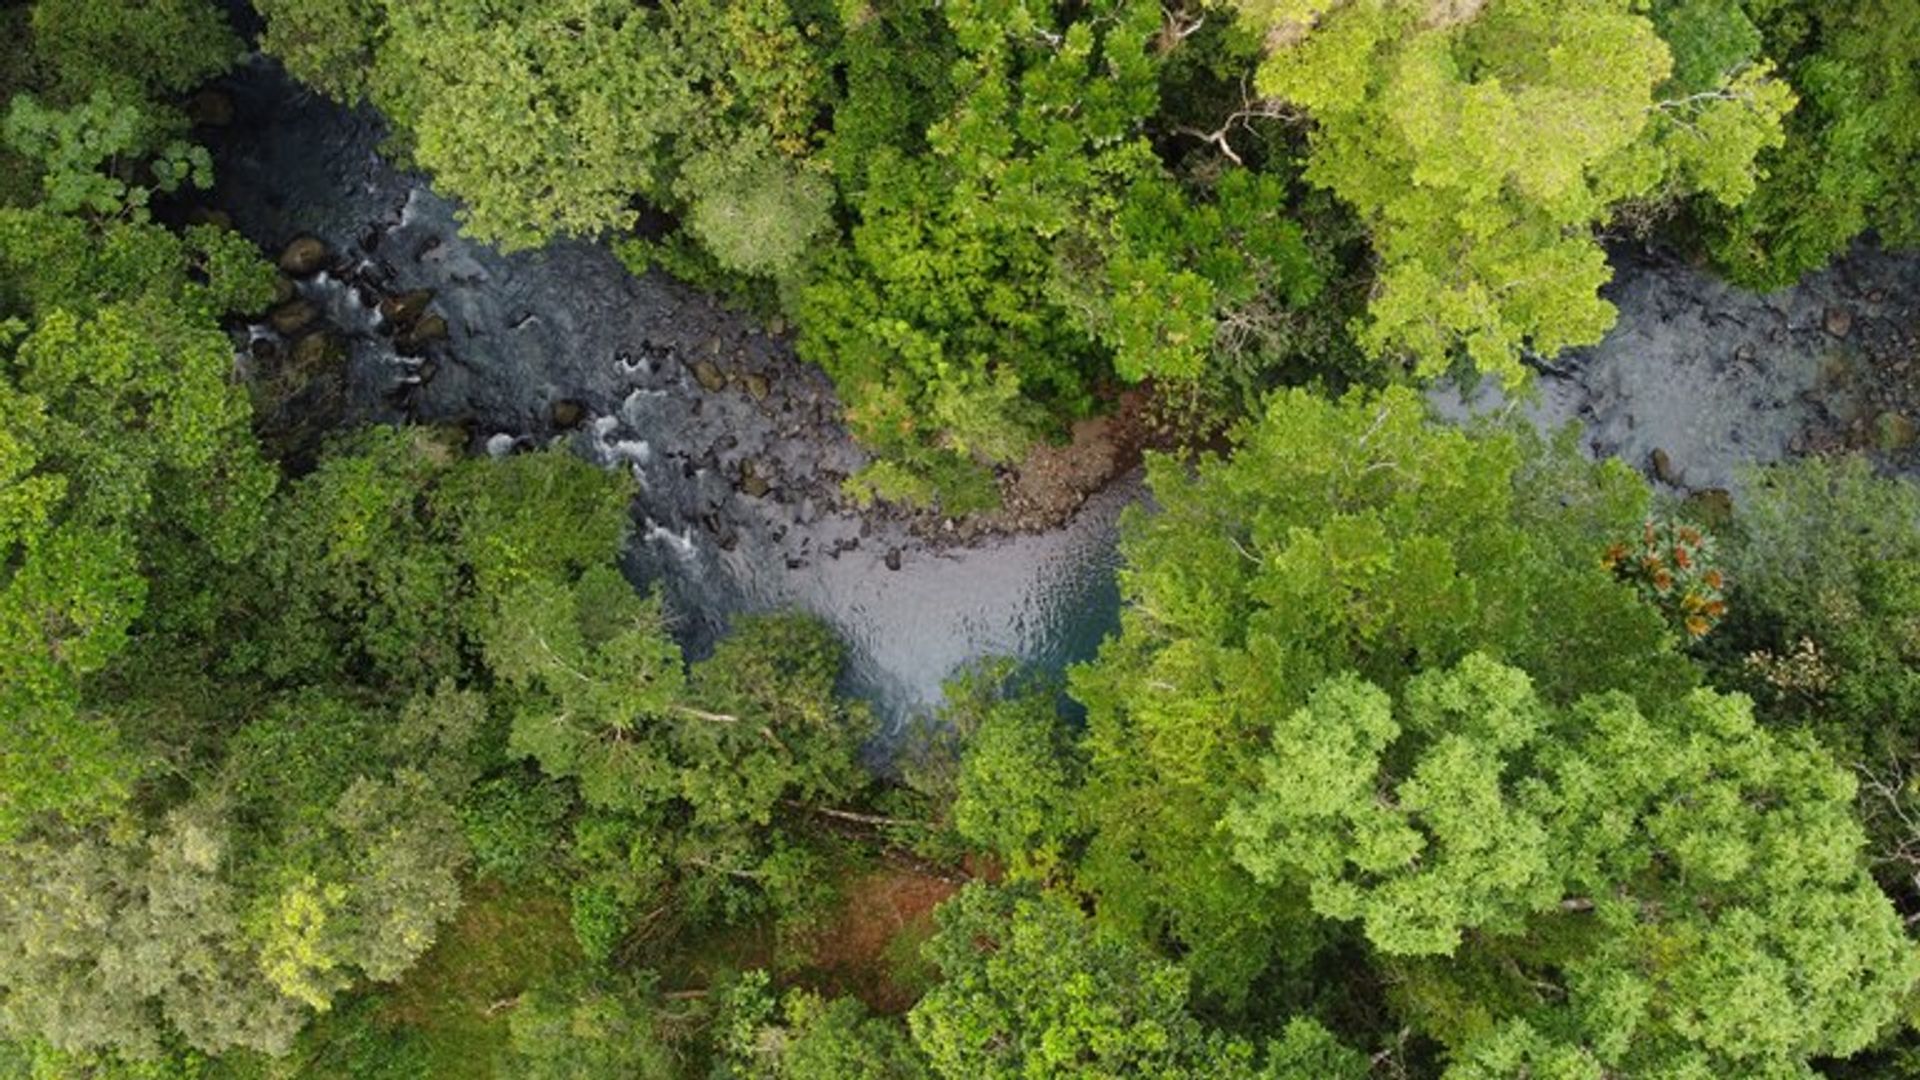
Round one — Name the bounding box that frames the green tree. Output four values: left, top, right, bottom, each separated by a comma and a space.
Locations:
503, 972, 672, 1080
1226, 654, 1917, 1075
1070, 386, 1686, 1005
1238, 0, 1792, 382
716, 969, 930, 1079
0, 205, 273, 837
1705, 0, 1920, 286
907, 884, 1362, 1079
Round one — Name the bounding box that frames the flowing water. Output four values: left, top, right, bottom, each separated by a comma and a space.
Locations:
203, 56, 1920, 736
206, 58, 1128, 737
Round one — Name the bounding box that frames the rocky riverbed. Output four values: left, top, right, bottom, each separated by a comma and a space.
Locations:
1439, 243, 1920, 502
195, 54, 1920, 734
199, 57, 1130, 735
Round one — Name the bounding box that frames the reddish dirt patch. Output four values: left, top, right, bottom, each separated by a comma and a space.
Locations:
801, 865, 961, 1014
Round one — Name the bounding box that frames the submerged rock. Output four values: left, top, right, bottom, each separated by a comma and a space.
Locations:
187, 88, 234, 127
691, 359, 726, 392
395, 313, 448, 355
740, 460, 772, 498
290, 331, 343, 372
550, 398, 586, 429
1876, 411, 1917, 451
267, 298, 318, 335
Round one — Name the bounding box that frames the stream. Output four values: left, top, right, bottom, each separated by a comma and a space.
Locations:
202, 56, 1920, 737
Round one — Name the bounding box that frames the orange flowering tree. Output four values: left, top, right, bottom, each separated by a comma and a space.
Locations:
1606, 519, 1728, 638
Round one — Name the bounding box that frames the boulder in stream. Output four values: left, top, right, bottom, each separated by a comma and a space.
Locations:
278, 235, 330, 277
1650, 447, 1682, 487
267, 299, 318, 336
395, 313, 448, 355
378, 288, 434, 329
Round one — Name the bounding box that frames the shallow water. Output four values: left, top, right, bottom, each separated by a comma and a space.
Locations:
206, 57, 1129, 736
205, 56, 1920, 734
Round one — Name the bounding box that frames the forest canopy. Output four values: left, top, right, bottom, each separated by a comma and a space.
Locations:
3, 0, 1920, 1077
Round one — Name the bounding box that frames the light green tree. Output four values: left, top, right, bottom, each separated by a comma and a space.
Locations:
1226, 655, 1918, 1075
1238, 0, 1792, 382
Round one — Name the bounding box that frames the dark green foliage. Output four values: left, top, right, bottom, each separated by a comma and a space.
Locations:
716, 969, 930, 1079
1720, 456, 1920, 750
503, 972, 672, 1080
1706, 0, 1920, 286
906, 884, 1362, 1079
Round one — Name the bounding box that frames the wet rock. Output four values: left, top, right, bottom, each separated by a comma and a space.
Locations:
740, 460, 771, 498
743, 372, 771, 402
267, 298, 319, 336
691, 359, 726, 392
186, 88, 234, 127
1876, 411, 1918, 451
184, 206, 234, 231
550, 398, 587, 429
271, 274, 296, 306
249, 337, 281, 363
415, 359, 439, 385
289, 331, 342, 372
1650, 447, 1681, 486
1869, 289, 1887, 304
1824, 306, 1855, 338
1687, 488, 1735, 529
396, 313, 449, 355
278, 235, 330, 277
378, 288, 434, 328
1734, 343, 1756, 363
884, 547, 903, 571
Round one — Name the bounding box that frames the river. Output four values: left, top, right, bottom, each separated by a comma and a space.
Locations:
200, 55, 1920, 737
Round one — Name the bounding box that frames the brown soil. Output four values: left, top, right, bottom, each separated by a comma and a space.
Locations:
797, 864, 962, 1014
933, 385, 1163, 543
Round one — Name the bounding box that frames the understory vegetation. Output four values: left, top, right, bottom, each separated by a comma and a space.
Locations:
4, 0, 1920, 1077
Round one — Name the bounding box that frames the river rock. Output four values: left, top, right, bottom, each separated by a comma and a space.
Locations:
395, 313, 448, 355
1824, 305, 1855, 338
378, 288, 434, 328
550, 398, 586, 429
743, 372, 770, 402
249, 336, 281, 363
691, 359, 726, 392
1876, 411, 1918, 451
278, 235, 330, 277
884, 547, 902, 571
270, 274, 296, 306
290, 331, 342, 372
740, 461, 771, 498
1650, 447, 1681, 486
267, 298, 319, 336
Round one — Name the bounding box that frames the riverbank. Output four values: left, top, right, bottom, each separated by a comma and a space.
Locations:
195, 55, 1920, 733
